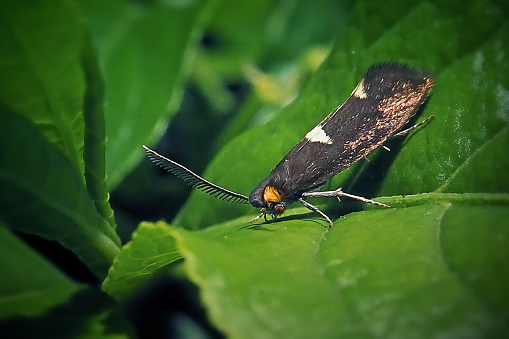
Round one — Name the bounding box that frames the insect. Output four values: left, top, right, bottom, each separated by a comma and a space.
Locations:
144, 63, 435, 227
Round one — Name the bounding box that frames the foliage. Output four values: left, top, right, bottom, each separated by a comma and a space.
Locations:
1, 0, 508, 338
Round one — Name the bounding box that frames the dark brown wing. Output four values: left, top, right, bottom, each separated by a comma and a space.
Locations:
259, 63, 434, 200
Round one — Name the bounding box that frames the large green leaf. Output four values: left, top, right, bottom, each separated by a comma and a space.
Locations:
172, 202, 509, 338
105, 196, 509, 337
78, 0, 216, 188
0, 224, 81, 319
0, 0, 87, 176
0, 0, 120, 277
0, 110, 120, 277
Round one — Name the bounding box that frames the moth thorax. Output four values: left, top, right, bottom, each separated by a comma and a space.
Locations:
263, 186, 283, 204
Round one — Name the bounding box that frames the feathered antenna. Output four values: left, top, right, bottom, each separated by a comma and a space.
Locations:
143, 146, 250, 205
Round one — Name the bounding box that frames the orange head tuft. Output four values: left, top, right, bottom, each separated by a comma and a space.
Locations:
263, 186, 283, 204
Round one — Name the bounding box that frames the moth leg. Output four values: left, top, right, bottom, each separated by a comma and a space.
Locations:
250, 213, 264, 223
298, 198, 333, 228
391, 115, 435, 138
380, 115, 434, 152
302, 188, 390, 208
368, 119, 425, 160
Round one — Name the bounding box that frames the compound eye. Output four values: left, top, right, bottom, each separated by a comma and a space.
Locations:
274, 204, 285, 215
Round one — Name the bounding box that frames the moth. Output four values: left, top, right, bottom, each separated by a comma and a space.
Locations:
144, 63, 435, 227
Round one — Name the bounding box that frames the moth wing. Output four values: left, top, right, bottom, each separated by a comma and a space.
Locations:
268, 63, 434, 198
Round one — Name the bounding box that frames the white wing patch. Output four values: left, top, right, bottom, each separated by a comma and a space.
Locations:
352, 78, 367, 98
305, 125, 333, 144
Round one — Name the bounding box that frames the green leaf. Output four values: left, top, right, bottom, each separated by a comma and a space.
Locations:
0, 0, 120, 277
0, 224, 81, 319
102, 221, 183, 299
0, 110, 120, 278
376, 20, 509, 196
82, 35, 116, 230
172, 202, 509, 338
0, 0, 88, 176
78, 0, 216, 188
103, 195, 509, 336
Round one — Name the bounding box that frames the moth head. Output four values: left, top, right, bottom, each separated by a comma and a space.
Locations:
249, 183, 286, 216
262, 185, 285, 215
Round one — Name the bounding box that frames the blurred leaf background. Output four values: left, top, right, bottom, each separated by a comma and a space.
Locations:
1, 0, 508, 338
